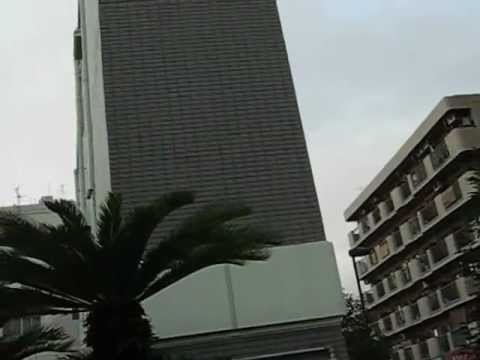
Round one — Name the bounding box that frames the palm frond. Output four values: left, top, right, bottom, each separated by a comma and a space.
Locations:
110, 191, 195, 295
96, 193, 123, 248
0, 284, 85, 319
0, 326, 73, 360
139, 220, 277, 300
133, 202, 252, 296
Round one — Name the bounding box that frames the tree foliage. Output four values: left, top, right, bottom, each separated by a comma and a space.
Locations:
0, 192, 277, 359
342, 294, 391, 360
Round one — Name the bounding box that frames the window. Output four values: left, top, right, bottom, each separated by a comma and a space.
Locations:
441, 282, 460, 305
451, 326, 468, 348
366, 292, 375, 304
387, 273, 398, 292
404, 347, 414, 360
383, 315, 393, 332
408, 215, 421, 238
392, 229, 403, 249
376, 281, 386, 298
419, 200, 438, 226
399, 179, 412, 201
410, 161, 428, 189
454, 227, 474, 250
445, 109, 474, 128
378, 240, 390, 259
400, 265, 412, 284
369, 249, 379, 266
372, 206, 381, 224
22, 316, 40, 333
430, 238, 449, 264
3, 319, 21, 337
441, 182, 462, 209
384, 196, 395, 214
428, 292, 441, 312
431, 140, 450, 170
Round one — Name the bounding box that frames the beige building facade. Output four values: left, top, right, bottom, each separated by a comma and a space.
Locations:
345, 94, 480, 360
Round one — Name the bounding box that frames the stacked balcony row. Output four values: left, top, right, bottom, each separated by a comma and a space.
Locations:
392, 325, 469, 360
364, 225, 475, 309
355, 170, 475, 282
376, 276, 476, 337
349, 126, 480, 248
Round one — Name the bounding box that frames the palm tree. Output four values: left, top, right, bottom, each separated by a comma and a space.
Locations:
0, 317, 73, 360
0, 192, 277, 360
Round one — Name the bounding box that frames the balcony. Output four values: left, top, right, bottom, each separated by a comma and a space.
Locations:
408, 215, 422, 238
348, 227, 361, 247
392, 228, 404, 250
419, 200, 439, 227
429, 237, 449, 265
379, 277, 477, 338
431, 140, 450, 170
410, 161, 428, 189
441, 182, 462, 210
372, 206, 382, 225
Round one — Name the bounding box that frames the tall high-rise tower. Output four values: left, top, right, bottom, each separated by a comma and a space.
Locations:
75, 1, 347, 358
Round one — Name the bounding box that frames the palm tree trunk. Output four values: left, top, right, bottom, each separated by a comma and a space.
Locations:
85, 301, 153, 360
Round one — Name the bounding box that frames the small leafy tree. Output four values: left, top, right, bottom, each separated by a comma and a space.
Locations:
342, 294, 391, 360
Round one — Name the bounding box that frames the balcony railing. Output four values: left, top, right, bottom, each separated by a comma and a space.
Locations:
387, 273, 398, 292
419, 341, 430, 359
454, 228, 474, 251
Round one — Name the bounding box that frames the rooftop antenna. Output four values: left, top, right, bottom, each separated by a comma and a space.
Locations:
14, 186, 24, 206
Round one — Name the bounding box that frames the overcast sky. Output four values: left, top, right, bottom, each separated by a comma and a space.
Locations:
0, 0, 479, 293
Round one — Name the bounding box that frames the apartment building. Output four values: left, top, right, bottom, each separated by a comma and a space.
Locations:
0, 198, 83, 345
74, 1, 347, 358
345, 94, 480, 360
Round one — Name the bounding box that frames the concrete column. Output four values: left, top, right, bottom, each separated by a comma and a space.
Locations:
379, 201, 390, 219
411, 344, 422, 360
397, 349, 406, 360
424, 154, 435, 178
445, 234, 458, 255
418, 296, 430, 318
391, 187, 404, 209
426, 249, 435, 269
457, 277, 472, 299
400, 222, 411, 244
434, 193, 446, 218
427, 337, 441, 358
408, 259, 422, 281
387, 234, 397, 254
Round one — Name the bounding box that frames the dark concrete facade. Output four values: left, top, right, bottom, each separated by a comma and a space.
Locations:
97, 0, 325, 245
154, 318, 348, 360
